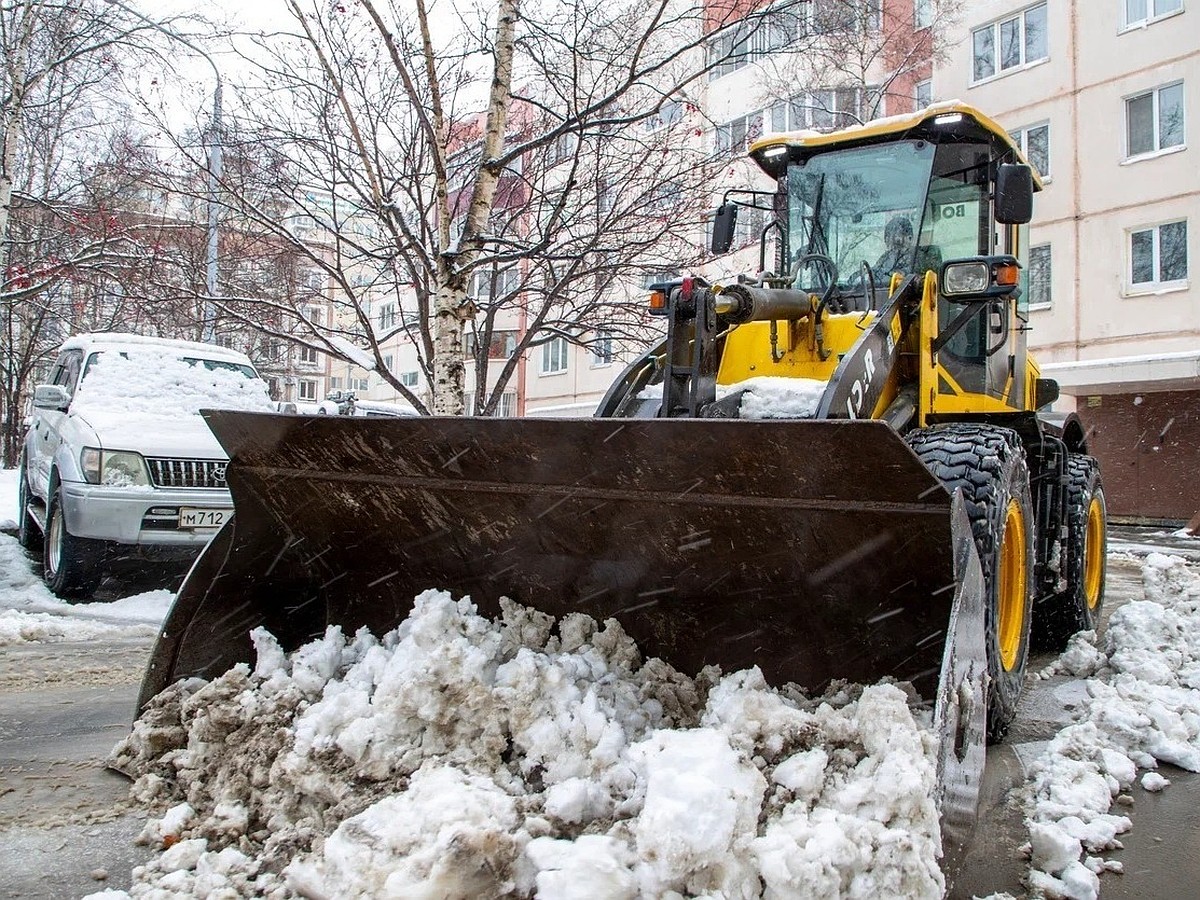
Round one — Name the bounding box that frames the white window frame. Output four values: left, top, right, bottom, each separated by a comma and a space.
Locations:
297, 379, 318, 401
299, 344, 318, 366
377, 301, 397, 330
540, 337, 569, 375
1121, 0, 1184, 31
914, 79, 932, 110
591, 330, 614, 367
1027, 243, 1052, 309
1010, 122, 1051, 179
400, 370, 419, 387
970, 3, 1049, 85
1124, 82, 1186, 160
915, 0, 933, 29
1127, 219, 1189, 292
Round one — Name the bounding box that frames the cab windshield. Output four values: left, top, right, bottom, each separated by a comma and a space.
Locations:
786, 141, 935, 295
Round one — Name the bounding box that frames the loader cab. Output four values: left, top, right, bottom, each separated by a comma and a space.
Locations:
748, 103, 1042, 419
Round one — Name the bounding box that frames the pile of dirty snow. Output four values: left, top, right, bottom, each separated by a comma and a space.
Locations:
104, 590, 944, 899
1024, 552, 1200, 898
72, 350, 273, 418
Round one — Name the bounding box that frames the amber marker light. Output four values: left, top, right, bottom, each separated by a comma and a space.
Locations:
649, 290, 667, 311
994, 262, 1020, 286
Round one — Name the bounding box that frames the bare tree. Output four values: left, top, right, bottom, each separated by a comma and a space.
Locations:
140, 0, 810, 415
0, 0, 191, 464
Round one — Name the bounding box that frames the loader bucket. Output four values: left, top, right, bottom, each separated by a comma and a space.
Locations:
138, 411, 986, 864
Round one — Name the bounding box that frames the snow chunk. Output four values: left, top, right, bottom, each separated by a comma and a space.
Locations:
718, 375, 827, 419
1140, 771, 1170, 792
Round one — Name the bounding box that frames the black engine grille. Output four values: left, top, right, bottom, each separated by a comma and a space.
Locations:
145, 458, 228, 489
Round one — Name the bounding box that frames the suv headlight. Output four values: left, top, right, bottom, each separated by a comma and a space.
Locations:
80, 448, 151, 487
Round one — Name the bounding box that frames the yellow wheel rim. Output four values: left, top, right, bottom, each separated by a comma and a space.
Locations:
1084, 496, 1104, 610
998, 499, 1027, 672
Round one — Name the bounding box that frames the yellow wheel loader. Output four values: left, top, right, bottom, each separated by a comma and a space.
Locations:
136, 103, 1105, 868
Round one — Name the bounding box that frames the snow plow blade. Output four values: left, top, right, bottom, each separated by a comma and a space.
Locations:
139, 411, 986, 863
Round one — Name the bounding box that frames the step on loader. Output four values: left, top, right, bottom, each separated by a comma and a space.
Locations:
137, 104, 1107, 873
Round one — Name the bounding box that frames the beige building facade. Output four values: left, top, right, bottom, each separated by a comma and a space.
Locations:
933, 0, 1198, 520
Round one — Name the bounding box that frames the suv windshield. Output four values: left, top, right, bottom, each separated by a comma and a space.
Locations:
82, 351, 258, 381
786, 140, 935, 294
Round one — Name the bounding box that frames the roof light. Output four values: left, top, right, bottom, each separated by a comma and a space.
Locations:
933, 113, 964, 125
762, 146, 788, 159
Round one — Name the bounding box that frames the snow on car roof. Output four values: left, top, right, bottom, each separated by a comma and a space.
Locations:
60, 332, 254, 365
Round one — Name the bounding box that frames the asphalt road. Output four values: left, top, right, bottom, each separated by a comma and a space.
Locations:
0, 526, 1196, 899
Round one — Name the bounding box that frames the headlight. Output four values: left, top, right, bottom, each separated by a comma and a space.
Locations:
942, 262, 990, 295
80, 448, 151, 487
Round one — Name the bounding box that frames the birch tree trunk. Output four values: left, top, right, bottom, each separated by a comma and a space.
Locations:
430, 0, 518, 416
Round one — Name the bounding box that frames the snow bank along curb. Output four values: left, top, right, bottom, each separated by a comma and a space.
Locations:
104, 591, 945, 898
1024, 553, 1200, 899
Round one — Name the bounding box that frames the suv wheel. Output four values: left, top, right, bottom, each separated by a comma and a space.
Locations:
43, 489, 106, 600
17, 464, 42, 552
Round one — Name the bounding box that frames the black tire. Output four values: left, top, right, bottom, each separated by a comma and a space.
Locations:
1034, 455, 1106, 652
43, 488, 106, 600
17, 462, 42, 552
907, 423, 1035, 743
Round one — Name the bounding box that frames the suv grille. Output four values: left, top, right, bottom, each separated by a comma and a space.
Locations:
146, 458, 228, 489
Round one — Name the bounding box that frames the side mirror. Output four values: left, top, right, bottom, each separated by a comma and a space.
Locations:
33, 384, 70, 411
995, 164, 1034, 224
711, 202, 738, 254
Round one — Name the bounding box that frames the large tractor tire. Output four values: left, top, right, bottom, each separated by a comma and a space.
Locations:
907, 424, 1035, 743
1034, 455, 1106, 652
17, 461, 42, 552
43, 488, 106, 600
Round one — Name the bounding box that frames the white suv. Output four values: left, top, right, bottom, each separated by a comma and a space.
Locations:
18, 333, 274, 599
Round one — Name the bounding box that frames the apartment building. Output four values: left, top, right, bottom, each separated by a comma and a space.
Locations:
932, 0, 1198, 520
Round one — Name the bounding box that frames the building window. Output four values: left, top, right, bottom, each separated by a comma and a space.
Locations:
642, 271, 678, 288
971, 3, 1048, 83
715, 111, 764, 156
915, 79, 932, 110
1130, 220, 1188, 288
915, 0, 933, 29
766, 87, 875, 135
470, 267, 520, 301
548, 131, 578, 165
329, 376, 343, 389
591, 330, 613, 366
377, 302, 397, 330
1027, 244, 1052, 308
1010, 123, 1050, 178
1126, 83, 1185, 157
298, 380, 317, 401
1123, 0, 1183, 29
299, 344, 318, 365
400, 371, 419, 387
351, 377, 369, 392
497, 391, 517, 417
643, 99, 683, 132
540, 337, 569, 375
307, 305, 324, 327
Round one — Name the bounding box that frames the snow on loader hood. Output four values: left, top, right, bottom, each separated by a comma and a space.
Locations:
107, 590, 946, 899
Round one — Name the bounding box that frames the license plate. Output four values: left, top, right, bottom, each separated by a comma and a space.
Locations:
179, 508, 231, 530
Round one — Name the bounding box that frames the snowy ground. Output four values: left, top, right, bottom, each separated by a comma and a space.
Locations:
0, 470, 172, 645
3, 464, 1200, 899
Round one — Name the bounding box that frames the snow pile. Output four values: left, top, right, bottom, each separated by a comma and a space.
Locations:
719, 376, 828, 419
72, 350, 273, 418
105, 590, 944, 899
1026, 553, 1200, 898
0, 608, 160, 644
